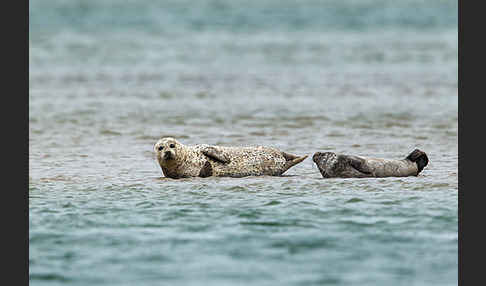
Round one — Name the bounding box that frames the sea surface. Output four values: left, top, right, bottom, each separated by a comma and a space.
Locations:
29, 1, 458, 285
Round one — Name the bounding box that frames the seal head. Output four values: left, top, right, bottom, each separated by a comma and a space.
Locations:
154, 137, 181, 165
312, 152, 339, 178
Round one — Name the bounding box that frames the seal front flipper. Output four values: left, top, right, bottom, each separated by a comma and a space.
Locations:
198, 161, 213, 178
202, 146, 231, 164
343, 155, 373, 175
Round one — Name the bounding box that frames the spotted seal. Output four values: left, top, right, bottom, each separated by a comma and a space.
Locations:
312, 149, 428, 178
154, 137, 308, 178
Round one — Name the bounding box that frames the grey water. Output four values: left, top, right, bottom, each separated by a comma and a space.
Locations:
29, 0, 458, 285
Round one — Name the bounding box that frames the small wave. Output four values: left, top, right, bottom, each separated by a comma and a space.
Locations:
240, 221, 311, 228
346, 198, 365, 203
270, 238, 336, 253
38, 175, 76, 183
226, 186, 249, 192
99, 129, 122, 136
30, 273, 71, 282
262, 200, 281, 206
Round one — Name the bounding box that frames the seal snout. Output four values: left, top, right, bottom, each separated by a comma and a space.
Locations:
163, 150, 174, 160
312, 152, 323, 163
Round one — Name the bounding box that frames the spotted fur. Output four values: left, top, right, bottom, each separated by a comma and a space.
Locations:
154, 137, 308, 179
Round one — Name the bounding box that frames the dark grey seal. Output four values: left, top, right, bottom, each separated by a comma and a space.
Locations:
312, 149, 429, 178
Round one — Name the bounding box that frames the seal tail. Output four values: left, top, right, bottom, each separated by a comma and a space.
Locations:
405, 149, 429, 175
282, 152, 308, 173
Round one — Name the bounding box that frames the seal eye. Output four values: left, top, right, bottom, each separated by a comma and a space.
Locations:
158, 146, 163, 151
169, 143, 175, 148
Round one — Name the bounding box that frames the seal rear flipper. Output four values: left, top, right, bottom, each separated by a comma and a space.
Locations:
282, 154, 308, 173
282, 151, 299, 161
202, 146, 231, 164
405, 149, 429, 174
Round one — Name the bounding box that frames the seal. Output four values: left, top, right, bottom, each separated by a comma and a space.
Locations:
312, 149, 428, 178
154, 137, 309, 179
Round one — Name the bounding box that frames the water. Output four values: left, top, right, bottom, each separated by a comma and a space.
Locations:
29, 0, 458, 285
